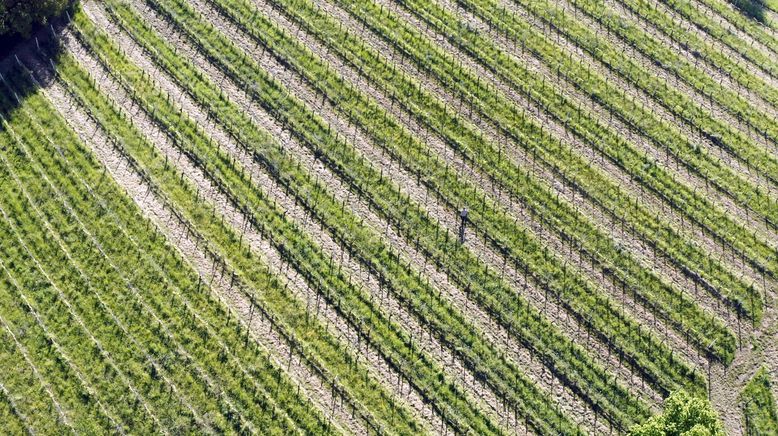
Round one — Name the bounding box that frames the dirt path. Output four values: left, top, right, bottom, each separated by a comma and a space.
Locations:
710, 294, 778, 434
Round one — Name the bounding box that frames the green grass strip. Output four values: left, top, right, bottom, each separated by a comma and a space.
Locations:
251, 0, 737, 364
0, 379, 30, 435
112, 0, 698, 427
0, 295, 72, 435
741, 367, 778, 435
0, 88, 234, 433
694, 0, 778, 57
458, 0, 778, 284
554, 0, 778, 152
72, 4, 526, 433
622, 0, 778, 98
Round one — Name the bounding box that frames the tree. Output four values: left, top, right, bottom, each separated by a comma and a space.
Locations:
630, 391, 725, 436
0, 0, 72, 37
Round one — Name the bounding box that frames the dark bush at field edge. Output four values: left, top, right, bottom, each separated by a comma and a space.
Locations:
1, 0, 73, 37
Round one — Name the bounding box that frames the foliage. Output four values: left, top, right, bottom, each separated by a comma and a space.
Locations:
275, 0, 707, 394
730, 0, 766, 22
740, 367, 778, 435
630, 391, 724, 436
0, 0, 72, 37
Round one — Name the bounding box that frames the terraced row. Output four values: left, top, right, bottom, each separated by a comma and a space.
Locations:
454, 0, 778, 270
110, 0, 708, 425
740, 368, 778, 434
692, 0, 778, 57
556, 0, 778, 148
53, 43, 433, 436
76, 1, 628, 431
615, 0, 778, 94
5, 0, 774, 431
66, 6, 552, 432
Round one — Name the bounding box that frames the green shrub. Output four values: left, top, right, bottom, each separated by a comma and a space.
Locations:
0, 0, 72, 37
740, 368, 778, 435
630, 391, 724, 436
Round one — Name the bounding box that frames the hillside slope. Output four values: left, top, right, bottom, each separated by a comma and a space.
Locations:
1, 0, 777, 433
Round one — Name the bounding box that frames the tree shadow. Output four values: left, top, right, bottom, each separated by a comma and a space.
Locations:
0, 9, 71, 121
730, 0, 767, 24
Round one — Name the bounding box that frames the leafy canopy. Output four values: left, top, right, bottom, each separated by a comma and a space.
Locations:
630, 391, 724, 436
740, 367, 778, 435
0, 0, 72, 37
